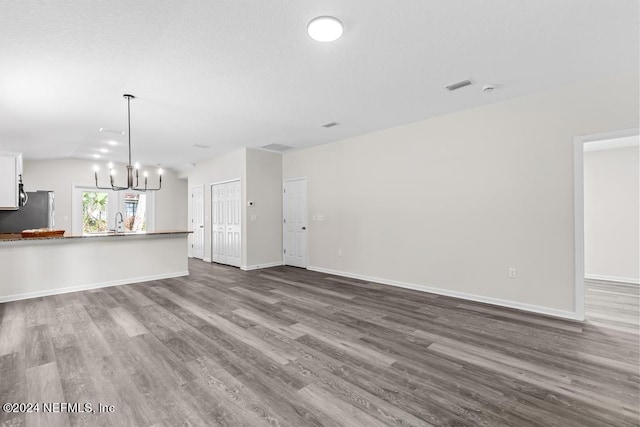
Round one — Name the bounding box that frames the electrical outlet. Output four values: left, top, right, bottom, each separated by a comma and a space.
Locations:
508, 267, 517, 279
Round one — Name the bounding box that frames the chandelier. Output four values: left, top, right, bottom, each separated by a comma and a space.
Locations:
93, 94, 162, 192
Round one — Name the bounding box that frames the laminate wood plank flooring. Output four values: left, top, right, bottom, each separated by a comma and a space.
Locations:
585, 278, 639, 333
1, 260, 638, 426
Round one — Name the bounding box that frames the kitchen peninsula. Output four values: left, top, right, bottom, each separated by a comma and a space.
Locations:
0, 231, 190, 303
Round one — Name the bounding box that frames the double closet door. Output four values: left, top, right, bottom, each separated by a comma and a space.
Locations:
211, 180, 241, 267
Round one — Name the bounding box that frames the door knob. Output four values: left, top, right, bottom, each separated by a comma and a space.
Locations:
302, 226, 306, 230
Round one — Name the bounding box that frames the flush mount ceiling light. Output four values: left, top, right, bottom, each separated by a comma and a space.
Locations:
307, 16, 343, 42
93, 94, 162, 192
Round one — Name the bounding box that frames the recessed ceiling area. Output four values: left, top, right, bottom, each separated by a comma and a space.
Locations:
0, 1, 638, 171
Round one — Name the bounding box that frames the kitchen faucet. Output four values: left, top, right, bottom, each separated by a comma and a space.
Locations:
115, 212, 125, 233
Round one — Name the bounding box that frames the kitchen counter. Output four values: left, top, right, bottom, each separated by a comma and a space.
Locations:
0, 230, 191, 303
0, 230, 190, 243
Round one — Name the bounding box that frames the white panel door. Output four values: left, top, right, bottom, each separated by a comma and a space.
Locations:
211, 180, 241, 267
191, 185, 204, 259
283, 178, 307, 268
211, 184, 226, 264
225, 180, 242, 267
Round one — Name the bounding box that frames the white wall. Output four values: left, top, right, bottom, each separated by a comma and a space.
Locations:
246, 149, 283, 267
0, 234, 189, 302
187, 148, 246, 263
186, 147, 283, 268
22, 158, 188, 232
283, 70, 639, 318
584, 145, 639, 283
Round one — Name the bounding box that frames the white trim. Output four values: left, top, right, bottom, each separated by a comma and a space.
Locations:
208, 177, 242, 187
241, 261, 283, 271
573, 127, 640, 322
573, 137, 586, 321
283, 176, 307, 183
203, 257, 212, 263
0, 271, 189, 304
308, 266, 581, 321
585, 274, 640, 285
0, 149, 22, 157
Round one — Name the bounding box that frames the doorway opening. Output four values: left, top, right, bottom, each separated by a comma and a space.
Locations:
574, 128, 639, 331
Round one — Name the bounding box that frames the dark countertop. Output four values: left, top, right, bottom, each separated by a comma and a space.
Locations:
0, 230, 191, 243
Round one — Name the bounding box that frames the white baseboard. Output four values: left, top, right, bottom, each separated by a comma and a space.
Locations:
585, 274, 639, 285
203, 257, 212, 263
241, 261, 284, 271
308, 266, 580, 321
0, 271, 190, 304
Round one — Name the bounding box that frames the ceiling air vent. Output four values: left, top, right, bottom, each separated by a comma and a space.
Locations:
321, 121, 339, 128
445, 79, 473, 91
261, 143, 293, 152
99, 127, 125, 135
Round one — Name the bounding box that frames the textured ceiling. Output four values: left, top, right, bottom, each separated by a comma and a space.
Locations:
0, 0, 638, 171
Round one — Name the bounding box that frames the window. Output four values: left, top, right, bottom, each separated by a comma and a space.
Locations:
72, 187, 154, 234
123, 193, 147, 232
82, 191, 109, 233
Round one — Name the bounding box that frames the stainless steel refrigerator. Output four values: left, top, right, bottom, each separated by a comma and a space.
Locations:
0, 191, 55, 233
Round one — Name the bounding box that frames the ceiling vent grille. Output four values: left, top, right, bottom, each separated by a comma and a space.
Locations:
99, 127, 125, 135
446, 79, 473, 91
262, 143, 293, 152
321, 121, 339, 128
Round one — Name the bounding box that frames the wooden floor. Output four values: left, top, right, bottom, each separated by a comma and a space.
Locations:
585, 278, 640, 333
1, 260, 638, 427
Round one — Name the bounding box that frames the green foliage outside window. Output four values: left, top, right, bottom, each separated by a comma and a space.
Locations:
82, 192, 108, 233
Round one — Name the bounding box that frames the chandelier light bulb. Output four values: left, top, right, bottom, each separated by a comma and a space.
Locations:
134, 162, 140, 169
93, 164, 100, 172
158, 168, 164, 176
308, 16, 343, 42
143, 171, 149, 178
108, 162, 114, 169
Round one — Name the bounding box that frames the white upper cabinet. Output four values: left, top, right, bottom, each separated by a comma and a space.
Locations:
0, 151, 22, 210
